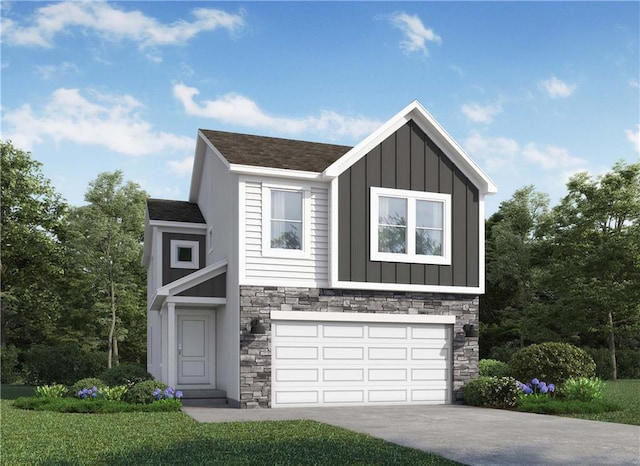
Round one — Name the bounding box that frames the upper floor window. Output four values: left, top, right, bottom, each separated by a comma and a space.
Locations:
262, 183, 310, 258
170, 239, 200, 269
370, 187, 451, 265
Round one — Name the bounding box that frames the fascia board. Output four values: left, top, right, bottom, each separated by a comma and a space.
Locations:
229, 163, 326, 181
188, 134, 206, 202
148, 220, 208, 230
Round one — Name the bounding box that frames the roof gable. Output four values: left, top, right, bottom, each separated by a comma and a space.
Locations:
324, 100, 497, 195
199, 129, 351, 173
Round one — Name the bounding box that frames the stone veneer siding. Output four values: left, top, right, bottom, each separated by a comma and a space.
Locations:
239, 286, 479, 408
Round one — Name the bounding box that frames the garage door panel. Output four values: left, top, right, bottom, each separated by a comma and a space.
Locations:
275, 368, 318, 382
275, 346, 318, 359
368, 326, 407, 339
275, 391, 318, 405
323, 346, 364, 360
412, 368, 449, 380
323, 324, 364, 338
276, 324, 318, 337
368, 347, 407, 360
412, 327, 447, 339
272, 320, 451, 407
368, 389, 407, 402
323, 368, 364, 382
323, 390, 364, 403
368, 368, 408, 381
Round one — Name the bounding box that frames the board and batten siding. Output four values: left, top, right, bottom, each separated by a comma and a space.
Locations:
243, 180, 329, 285
338, 120, 480, 288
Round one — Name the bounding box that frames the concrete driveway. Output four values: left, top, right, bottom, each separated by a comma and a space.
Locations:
182, 403, 640, 465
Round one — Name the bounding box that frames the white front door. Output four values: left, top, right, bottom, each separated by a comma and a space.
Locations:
177, 312, 213, 385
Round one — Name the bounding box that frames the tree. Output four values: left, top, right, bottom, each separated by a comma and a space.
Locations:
65, 171, 148, 368
0, 141, 67, 347
480, 186, 550, 359
541, 162, 640, 379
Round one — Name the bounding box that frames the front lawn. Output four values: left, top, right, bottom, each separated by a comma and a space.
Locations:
0, 400, 459, 465
569, 379, 640, 425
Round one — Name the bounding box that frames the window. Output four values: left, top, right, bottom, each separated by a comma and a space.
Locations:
371, 187, 451, 265
262, 183, 310, 258
170, 239, 200, 269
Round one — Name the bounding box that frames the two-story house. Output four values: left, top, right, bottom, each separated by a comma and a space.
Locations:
143, 100, 497, 408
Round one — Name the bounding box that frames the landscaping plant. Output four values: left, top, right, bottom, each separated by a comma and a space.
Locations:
517, 377, 556, 397
124, 380, 169, 404
508, 342, 596, 385
34, 384, 67, 398
464, 376, 520, 408
562, 377, 605, 402
479, 359, 510, 378
99, 364, 153, 387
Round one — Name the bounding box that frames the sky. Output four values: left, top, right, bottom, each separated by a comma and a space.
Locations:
2, 1, 639, 216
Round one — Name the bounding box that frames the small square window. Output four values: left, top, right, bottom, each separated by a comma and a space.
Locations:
177, 246, 192, 263
170, 240, 199, 269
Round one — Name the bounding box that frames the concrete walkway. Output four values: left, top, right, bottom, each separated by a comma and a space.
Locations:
182, 403, 640, 465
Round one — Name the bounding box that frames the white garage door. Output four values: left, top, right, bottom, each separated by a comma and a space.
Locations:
271, 315, 452, 407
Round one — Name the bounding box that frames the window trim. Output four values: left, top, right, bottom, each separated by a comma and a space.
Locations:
170, 239, 200, 269
262, 182, 311, 259
370, 187, 451, 265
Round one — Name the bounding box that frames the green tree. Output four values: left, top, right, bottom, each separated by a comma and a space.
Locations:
65, 171, 148, 368
541, 162, 640, 379
481, 186, 550, 359
0, 141, 67, 347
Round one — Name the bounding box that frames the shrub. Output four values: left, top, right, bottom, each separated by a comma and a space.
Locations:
508, 342, 596, 385
71, 378, 106, 394
1, 344, 20, 383
34, 384, 68, 398
12, 396, 182, 413
124, 380, 169, 404
464, 376, 520, 408
464, 377, 494, 406
517, 378, 556, 397
99, 364, 153, 387
562, 377, 605, 402
23, 344, 107, 385
479, 359, 509, 378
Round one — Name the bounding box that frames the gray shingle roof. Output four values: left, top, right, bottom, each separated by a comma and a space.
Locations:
200, 129, 352, 172
147, 199, 205, 223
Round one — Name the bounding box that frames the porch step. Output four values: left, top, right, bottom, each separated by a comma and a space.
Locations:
180, 389, 226, 400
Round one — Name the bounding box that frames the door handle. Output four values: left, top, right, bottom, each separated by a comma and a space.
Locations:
178, 344, 182, 356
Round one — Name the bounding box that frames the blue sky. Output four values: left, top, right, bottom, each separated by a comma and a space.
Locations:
2, 1, 638, 215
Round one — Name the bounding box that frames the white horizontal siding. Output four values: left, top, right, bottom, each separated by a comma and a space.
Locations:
243, 181, 329, 285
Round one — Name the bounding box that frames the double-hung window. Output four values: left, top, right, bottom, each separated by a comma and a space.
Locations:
262, 183, 310, 258
371, 187, 451, 265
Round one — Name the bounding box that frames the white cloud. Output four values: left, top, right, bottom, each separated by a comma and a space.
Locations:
1, 2, 244, 48
539, 76, 577, 98
2, 87, 192, 156
461, 102, 502, 124
629, 79, 640, 89
389, 12, 441, 56
35, 61, 80, 80
167, 156, 194, 178
464, 131, 585, 172
173, 84, 382, 141
521, 143, 585, 169
626, 124, 640, 153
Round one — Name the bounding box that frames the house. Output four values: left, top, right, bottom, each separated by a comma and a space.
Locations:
143, 100, 497, 408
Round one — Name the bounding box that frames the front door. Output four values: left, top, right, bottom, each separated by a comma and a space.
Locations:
177, 313, 213, 385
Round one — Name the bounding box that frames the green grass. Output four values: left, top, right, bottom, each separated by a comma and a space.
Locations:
569, 379, 640, 425
0, 400, 459, 465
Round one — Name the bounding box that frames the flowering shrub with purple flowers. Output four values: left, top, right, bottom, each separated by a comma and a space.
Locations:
76, 386, 100, 399
518, 377, 556, 398
152, 386, 183, 402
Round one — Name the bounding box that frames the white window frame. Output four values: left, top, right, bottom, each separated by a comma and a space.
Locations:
262, 182, 311, 259
170, 239, 200, 269
370, 187, 451, 265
